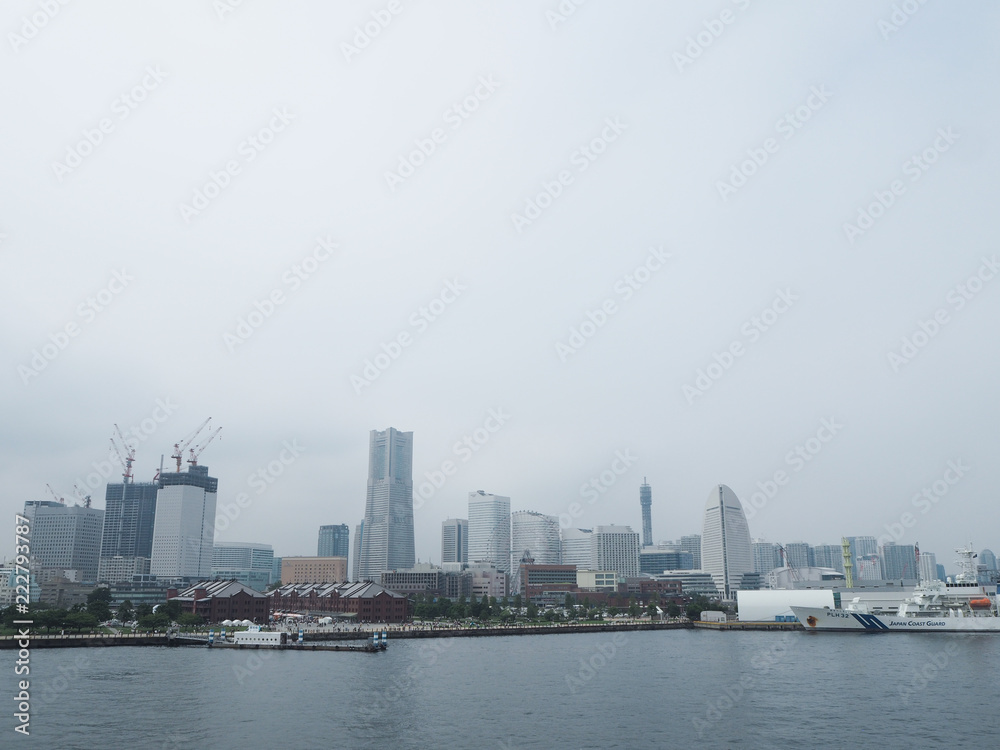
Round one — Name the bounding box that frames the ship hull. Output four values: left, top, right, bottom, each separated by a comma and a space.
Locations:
791, 606, 1000, 633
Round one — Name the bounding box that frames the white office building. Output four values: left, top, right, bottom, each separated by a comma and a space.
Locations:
590, 525, 640, 579
561, 528, 594, 570
150, 465, 217, 579
468, 491, 510, 573
701, 485, 753, 599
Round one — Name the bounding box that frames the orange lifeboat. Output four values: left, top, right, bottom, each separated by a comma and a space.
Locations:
968, 598, 992, 609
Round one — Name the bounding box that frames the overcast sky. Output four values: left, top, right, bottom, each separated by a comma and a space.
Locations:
2, 1, 998, 573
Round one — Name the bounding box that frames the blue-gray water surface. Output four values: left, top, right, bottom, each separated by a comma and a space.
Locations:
5, 629, 1000, 749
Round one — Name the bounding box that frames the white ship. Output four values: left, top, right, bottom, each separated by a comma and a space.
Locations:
791, 544, 1000, 633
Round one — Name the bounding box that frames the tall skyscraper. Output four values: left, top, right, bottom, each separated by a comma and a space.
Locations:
811, 544, 845, 573
353, 520, 363, 581
752, 540, 781, 575
881, 543, 918, 580
358, 428, 415, 581
561, 527, 594, 570
150, 464, 218, 579
317, 524, 350, 558
639, 479, 653, 548
591, 525, 640, 578
979, 549, 998, 574
468, 491, 510, 573
846, 536, 878, 563
783, 542, 812, 569
99, 480, 158, 582
441, 518, 469, 564
23, 500, 105, 583
701, 485, 753, 599
918, 551, 939, 582
511, 511, 561, 590
679, 534, 701, 570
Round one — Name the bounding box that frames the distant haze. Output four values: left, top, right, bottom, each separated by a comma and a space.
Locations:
2, 2, 998, 572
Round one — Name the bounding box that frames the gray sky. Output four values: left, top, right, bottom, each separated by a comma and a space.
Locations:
2, 1, 998, 571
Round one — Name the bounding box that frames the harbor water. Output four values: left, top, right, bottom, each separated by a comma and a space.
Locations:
6, 628, 1000, 748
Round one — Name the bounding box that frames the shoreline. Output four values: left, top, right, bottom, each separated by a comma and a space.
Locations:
0, 619, 806, 648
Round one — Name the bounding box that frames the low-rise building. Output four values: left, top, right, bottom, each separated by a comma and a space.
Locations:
267, 581, 410, 623
577, 570, 619, 591
281, 556, 348, 584
522, 564, 578, 598
168, 580, 270, 623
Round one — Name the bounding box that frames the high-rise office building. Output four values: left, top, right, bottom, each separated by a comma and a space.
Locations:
856, 554, 883, 581
317, 524, 350, 558
752, 540, 781, 575
639, 479, 653, 548
701, 485, 753, 599
353, 520, 363, 581
979, 549, 998, 573
811, 544, 845, 573
639, 548, 693, 575
441, 518, 469, 564
783, 542, 812, 570
150, 464, 218, 579
212, 541, 274, 591
881, 543, 918, 580
846, 536, 878, 563
511, 511, 561, 591
99, 480, 158, 583
679, 534, 701, 570
591, 525, 640, 578
918, 551, 939, 582
561, 527, 594, 570
468, 491, 511, 573
358, 428, 415, 581
23, 501, 105, 583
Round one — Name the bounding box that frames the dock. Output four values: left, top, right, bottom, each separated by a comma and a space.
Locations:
692, 620, 803, 631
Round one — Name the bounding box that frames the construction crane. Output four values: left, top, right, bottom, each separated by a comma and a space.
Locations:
46, 483, 67, 504
187, 425, 222, 467
775, 544, 801, 582
170, 417, 212, 473
110, 424, 136, 483
73, 484, 93, 509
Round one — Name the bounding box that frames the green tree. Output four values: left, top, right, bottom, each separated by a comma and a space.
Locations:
86, 587, 113, 622
512, 594, 522, 610
39, 608, 69, 633
666, 602, 681, 618
564, 593, 576, 609
138, 612, 170, 630
160, 600, 182, 620
177, 613, 204, 627
525, 601, 538, 619
135, 603, 153, 619
608, 606, 620, 617
66, 611, 98, 632
628, 597, 640, 618
117, 600, 134, 622
480, 595, 491, 619
647, 599, 659, 617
